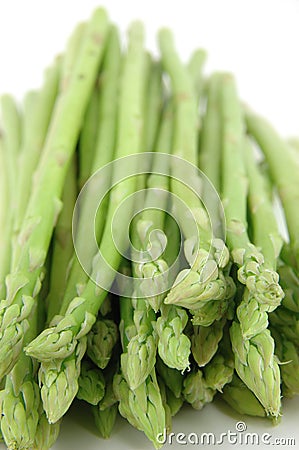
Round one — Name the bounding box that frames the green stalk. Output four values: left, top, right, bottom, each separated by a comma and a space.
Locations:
92, 402, 118, 439
26, 22, 147, 424
187, 48, 207, 103
0, 135, 8, 299
219, 73, 282, 417
0, 8, 110, 380
87, 318, 118, 369
78, 86, 99, 190
244, 139, 283, 269
45, 157, 77, 324
0, 96, 21, 295
159, 30, 231, 315
191, 318, 226, 367
245, 111, 299, 269
58, 25, 121, 315
13, 57, 61, 246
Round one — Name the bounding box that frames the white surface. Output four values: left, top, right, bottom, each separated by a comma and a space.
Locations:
0, 0, 299, 449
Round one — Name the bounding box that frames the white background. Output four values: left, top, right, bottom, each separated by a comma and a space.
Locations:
0, 1, 299, 449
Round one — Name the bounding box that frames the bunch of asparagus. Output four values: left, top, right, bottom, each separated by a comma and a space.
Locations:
0, 7, 298, 449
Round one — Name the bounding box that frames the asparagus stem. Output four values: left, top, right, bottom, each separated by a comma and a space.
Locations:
244, 139, 283, 268
13, 57, 61, 247
45, 156, 77, 324
58, 25, 121, 315
26, 22, 147, 425
219, 73, 282, 417
0, 8, 110, 380
87, 318, 118, 369
191, 318, 226, 367
92, 402, 118, 439
78, 85, 99, 190
187, 48, 207, 103
0, 95, 21, 294
245, 111, 299, 269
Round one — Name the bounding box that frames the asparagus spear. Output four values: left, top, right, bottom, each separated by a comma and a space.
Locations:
77, 358, 105, 405
191, 318, 226, 367
26, 22, 147, 424
13, 57, 61, 251
78, 87, 99, 190
113, 369, 166, 449
0, 8, 110, 380
92, 402, 118, 439
87, 318, 118, 369
271, 328, 299, 398
221, 374, 266, 417
45, 157, 77, 324
220, 74, 282, 417
119, 61, 163, 390
158, 30, 231, 317
245, 110, 299, 270
0, 95, 21, 297
155, 356, 184, 399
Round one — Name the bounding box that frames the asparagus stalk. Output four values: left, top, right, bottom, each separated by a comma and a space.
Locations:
113, 369, 166, 449
0, 95, 21, 297
13, 57, 61, 248
119, 61, 163, 390
220, 73, 282, 417
78, 86, 99, 190
271, 328, 299, 398
26, 22, 147, 424
191, 318, 226, 367
158, 30, 231, 316
245, 110, 299, 269
0, 303, 40, 449
187, 48, 207, 103
58, 25, 121, 314
155, 356, 184, 399
0, 8, 110, 380
45, 157, 77, 324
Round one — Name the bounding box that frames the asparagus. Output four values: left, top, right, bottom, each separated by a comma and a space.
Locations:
221, 374, 266, 417
78, 87, 100, 190
119, 62, 163, 390
0, 95, 21, 297
113, 369, 166, 449
245, 110, 299, 269
191, 318, 226, 367
0, 8, 110, 380
155, 356, 184, 399
13, 57, 61, 249
187, 49, 207, 103
0, 304, 40, 449
92, 402, 118, 439
77, 359, 105, 405
45, 157, 77, 324
87, 318, 118, 369
32, 411, 61, 450
219, 74, 283, 417
158, 31, 231, 318
183, 369, 214, 410
26, 22, 147, 424
271, 328, 299, 398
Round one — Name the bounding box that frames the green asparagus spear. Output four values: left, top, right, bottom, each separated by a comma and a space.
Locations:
87, 318, 118, 369
26, 22, 147, 424
77, 359, 105, 405
245, 110, 299, 270
0, 8, 110, 380
45, 157, 77, 324
92, 402, 118, 439
219, 74, 282, 417
221, 374, 266, 417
